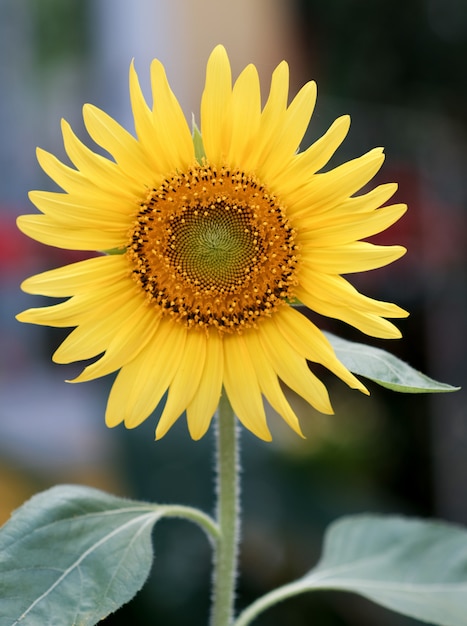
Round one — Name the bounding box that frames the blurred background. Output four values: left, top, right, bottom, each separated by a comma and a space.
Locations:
1, 0, 466, 624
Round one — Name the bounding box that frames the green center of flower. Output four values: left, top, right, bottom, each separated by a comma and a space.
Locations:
128, 164, 298, 333
168, 201, 256, 291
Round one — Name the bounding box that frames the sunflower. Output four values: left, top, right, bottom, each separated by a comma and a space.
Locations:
17, 45, 408, 441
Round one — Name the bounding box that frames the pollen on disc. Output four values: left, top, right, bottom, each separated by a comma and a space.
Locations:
128, 164, 298, 333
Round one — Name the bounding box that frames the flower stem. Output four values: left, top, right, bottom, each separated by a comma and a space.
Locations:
210, 392, 240, 626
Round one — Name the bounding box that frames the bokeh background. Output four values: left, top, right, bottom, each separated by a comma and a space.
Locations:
1, 1, 466, 624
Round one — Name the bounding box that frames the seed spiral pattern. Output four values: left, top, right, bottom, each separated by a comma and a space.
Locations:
128, 164, 299, 333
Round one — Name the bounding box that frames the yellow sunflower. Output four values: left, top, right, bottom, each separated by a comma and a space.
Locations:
17, 45, 408, 441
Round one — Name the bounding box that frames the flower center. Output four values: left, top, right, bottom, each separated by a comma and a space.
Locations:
169, 200, 256, 291
128, 163, 298, 333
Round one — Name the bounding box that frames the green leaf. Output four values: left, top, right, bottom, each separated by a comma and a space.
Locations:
0, 485, 218, 626
326, 331, 460, 393
235, 515, 467, 626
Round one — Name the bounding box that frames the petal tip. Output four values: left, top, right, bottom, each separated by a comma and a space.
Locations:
105, 410, 122, 429
211, 43, 228, 58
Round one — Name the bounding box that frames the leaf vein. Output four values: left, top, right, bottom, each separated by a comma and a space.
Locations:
10, 511, 157, 625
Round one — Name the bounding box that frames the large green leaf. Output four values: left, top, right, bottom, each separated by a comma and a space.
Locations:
235, 515, 467, 626
0, 485, 218, 626
326, 332, 460, 393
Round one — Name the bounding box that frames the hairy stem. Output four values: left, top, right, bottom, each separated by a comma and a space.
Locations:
210, 392, 240, 626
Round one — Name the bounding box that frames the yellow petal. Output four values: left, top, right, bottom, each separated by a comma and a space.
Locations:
223, 333, 272, 441
258, 317, 334, 415
36, 146, 140, 201
82, 104, 155, 183
295, 285, 405, 339
186, 331, 224, 440
106, 318, 186, 429
244, 330, 304, 436
20, 254, 127, 297
156, 330, 207, 438
298, 204, 407, 246
37, 146, 87, 193
53, 322, 111, 363
28, 190, 131, 231
275, 306, 367, 393
301, 241, 406, 274
296, 115, 351, 174
201, 45, 232, 163
17, 214, 125, 251
18, 273, 137, 328
54, 298, 142, 364
226, 63, 261, 166
289, 148, 385, 217
128, 61, 168, 177
150, 59, 194, 171
299, 269, 409, 319
330, 182, 399, 215
275, 115, 351, 197
68, 304, 161, 379
257, 80, 317, 182
60, 120, 142, 194
247, 61, 289, 168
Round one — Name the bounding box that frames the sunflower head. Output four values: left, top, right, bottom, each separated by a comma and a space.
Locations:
17, 45, 408, 441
